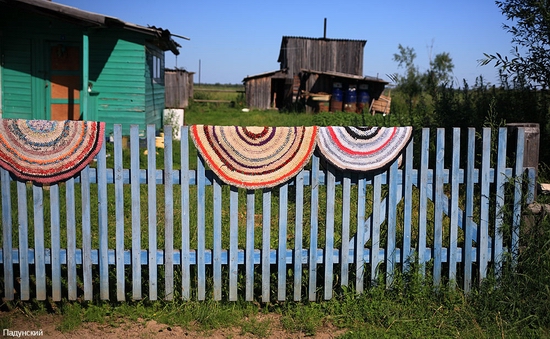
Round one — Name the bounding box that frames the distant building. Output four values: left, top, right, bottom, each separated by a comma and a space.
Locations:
0, 0, 185, 134
243, 36, 388, 112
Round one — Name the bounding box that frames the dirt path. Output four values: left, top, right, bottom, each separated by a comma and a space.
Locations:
2, 310, 346, 338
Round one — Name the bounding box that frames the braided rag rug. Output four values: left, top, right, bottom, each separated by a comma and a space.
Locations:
0, 119, 105, 184
191, 125, 318, 189
317, 126, 412, 171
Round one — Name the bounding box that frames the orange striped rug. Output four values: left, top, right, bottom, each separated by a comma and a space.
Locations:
191, 125, 317, 189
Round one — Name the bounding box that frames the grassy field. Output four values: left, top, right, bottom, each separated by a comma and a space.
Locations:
1, 99, 550, 338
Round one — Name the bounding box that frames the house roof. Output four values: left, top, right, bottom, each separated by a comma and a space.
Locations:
0, 0, 187, 55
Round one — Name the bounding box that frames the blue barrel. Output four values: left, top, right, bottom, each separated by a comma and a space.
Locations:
356, 84, 370, 113
344, 86, 357, 112
330, 82, 343, 112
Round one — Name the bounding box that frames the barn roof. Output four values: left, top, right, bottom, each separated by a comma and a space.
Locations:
0, 0, 187, 55
301, 69, 389, 84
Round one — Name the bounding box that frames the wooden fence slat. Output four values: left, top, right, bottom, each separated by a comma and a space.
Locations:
324, 165, 335, 300
386, 160, 398, 287
309, 154, 320, 301
164, 128, 175, 300
340, 171, 351, 287
229, 186, 239, 301
16, 181, 29, 300
262, 188, 271, 302
278, 183, 288, 301
402, 140, 414, 273
49, 184, 61, 301
1, 168, 14, 300
246, 190, 255, 301
147, 125, 158, 300
33, 185, 46, 300
213, 176, 222, 300
65, 177, 77, 300
371, 171, 382, 284
130, 125, 142, 299
512, 128, 525, 263
418, 128, 430, 274
294, 171, 304, 301
197, 154, 206, 300
479, 128, 491, 281
434, 128, 445, 286
114, 124, 125, 301
81, 165, 93, 300
449, 128, 461, 287
355, 173, 366, 293
97, 137, 109, 300
180, 126, 191, 300
494, 128, 507, 276
464, 128, 476, 293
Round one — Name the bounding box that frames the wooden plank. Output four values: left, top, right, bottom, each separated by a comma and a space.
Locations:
180, 126, 191, 300
278, 183, 289, 301
479, 128, 491, 281
16, 181, 30, 300
464, 128, 476, 293
418, 128, 430, 275
213, 176, 222, 300
433, 128, 445, 286
340, 171, 351, 287
386, 160, 398, 287
512, 128, 525, 264
164, 128, 175, 300
449, 128, 460, 287
49, 184, 61, 301
229, 186, 239, 301
309, 154, 320, 301
65, 177, 77, 300
197, 154, 206, 300
371, 170, 382, 284
97, 137, 109, 300
355, 173, 366, 293
246, 190, 255, 301
114, 124, 125, 301
494, 128, 507, 277
33, 185, 46, 300
147, 125, 158, 300
293, 171, 304, 301
402, 140, 414, 273
130, 125, 142, 299
262, 188, 271, 302
1, 168, 14, 300
324, 164, 335, 300
81, 166, 93, 300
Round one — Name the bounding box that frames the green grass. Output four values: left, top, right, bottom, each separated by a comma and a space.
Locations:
1, 96, 549, 337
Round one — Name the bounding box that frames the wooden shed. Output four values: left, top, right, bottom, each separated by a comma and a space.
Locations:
243, 35, 388, 112
165, 69, 194, 109
0, 0, 184, 134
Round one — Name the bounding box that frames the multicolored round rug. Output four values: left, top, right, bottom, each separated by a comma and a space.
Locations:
317, 126, 412, 171
191, 125, 318, 189
0, 119, 105, 184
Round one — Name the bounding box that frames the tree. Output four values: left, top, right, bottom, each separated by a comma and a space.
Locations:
424, 52, 454, 95
389, 44, 423, 113
480, 0, 550, 89
389, 44, 454, 111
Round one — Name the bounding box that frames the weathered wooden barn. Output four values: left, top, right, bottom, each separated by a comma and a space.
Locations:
243, 36, 388, 112
0, 0, 184, 134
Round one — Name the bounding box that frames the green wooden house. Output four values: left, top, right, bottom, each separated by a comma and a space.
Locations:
0, 0, 184, 134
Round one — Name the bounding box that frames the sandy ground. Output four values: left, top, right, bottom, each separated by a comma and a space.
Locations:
2, 310, 347, 339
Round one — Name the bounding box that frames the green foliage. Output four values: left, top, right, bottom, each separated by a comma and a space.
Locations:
481, 0, 550, 89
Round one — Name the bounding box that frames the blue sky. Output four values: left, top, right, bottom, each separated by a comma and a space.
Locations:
56, 0, 513, 87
